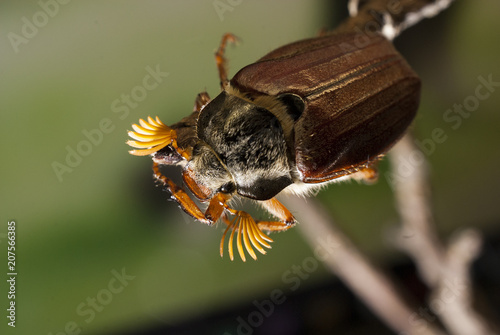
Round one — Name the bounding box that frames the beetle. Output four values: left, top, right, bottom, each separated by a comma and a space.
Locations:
127, 31, 420, 261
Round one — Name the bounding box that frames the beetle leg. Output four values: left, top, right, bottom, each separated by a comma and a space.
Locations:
215, 33, 238, 89
256, 198, 297, 232
194, 92, 211, 112
351, 165, 379, 184
127, 116, 190, 159
153, 162, 233, 226
152, 162, 210, 224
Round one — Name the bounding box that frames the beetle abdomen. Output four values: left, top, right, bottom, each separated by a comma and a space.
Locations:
230, 32, 420, 183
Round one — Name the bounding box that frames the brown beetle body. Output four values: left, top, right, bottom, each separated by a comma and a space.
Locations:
231, 32, 420, 183
127, 31, 420, 261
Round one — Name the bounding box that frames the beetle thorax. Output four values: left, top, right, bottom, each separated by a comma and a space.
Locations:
193, 90, 295, 200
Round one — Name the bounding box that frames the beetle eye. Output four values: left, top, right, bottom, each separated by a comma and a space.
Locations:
219, 182, 236, 194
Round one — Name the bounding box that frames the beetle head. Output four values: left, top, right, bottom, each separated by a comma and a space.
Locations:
184, 143, 236, 199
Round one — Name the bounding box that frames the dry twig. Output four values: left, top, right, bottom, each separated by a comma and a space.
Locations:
388, 134, 496, 335
282, 195, 445, 335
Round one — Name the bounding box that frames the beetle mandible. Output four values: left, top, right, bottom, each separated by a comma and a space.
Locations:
127, 31, 420, 261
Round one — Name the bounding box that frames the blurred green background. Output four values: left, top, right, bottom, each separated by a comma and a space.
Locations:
1, 1, 499, 334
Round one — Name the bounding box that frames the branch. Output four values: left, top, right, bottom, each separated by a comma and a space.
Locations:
281, 195, 445, 335
387, 133, 497, 335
